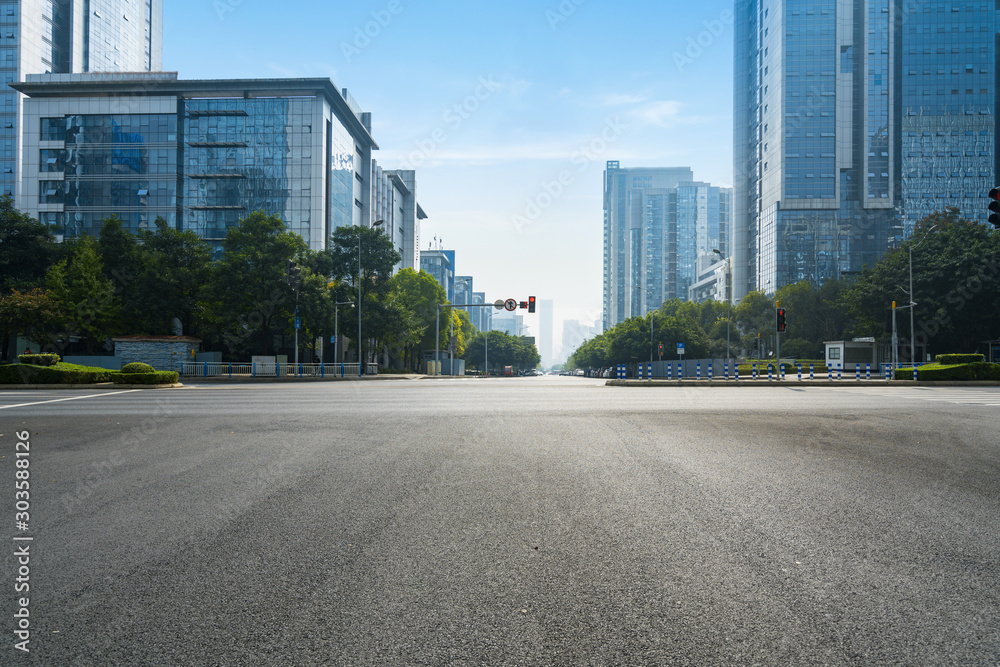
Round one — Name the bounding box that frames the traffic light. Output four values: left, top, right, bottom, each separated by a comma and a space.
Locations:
285, 260, 301, 289
519, 301, 528, 309
776, 307, 786, 332
528, 296, 536, 313
989, 187, 1000, 228
658, 342, 664, 356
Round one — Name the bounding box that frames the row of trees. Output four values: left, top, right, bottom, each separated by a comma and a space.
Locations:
568, 209, 999, 369
0, 198, 523, 370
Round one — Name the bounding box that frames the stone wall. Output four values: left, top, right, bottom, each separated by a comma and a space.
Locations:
112, 337, 201, 373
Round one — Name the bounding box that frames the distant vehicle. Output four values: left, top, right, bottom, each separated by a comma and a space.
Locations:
575, 369, 584, 376
524, 369, 539, 376
504, 366, 513, 377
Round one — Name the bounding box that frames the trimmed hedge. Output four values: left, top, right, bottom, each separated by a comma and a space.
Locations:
895, 362, 1000, 381
919, 362, 1000, 381
17, 353, 61, 367
0, 362, 112, 384
112, 371, 179, 385
121, 362, 156, 374
935, 354, 985, 365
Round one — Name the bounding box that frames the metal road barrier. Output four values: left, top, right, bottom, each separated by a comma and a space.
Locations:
182, 362, 378, 378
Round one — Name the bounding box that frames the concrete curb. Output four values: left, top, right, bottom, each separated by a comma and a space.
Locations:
0, 383, 184, 390
179, 375, 418, 383
605, 379, 1000, 387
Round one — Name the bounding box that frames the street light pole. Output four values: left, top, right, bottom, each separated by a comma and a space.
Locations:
908, 224, 937, 369
358, 220, 384, 376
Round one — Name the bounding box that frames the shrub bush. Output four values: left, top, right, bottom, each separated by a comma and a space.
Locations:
935, 354, 985, 365
918, 362, 1000, 381
895, 367, 914, 380
0, 362, 112, 384
112, 371, 179, 385
17, 353, 61, 366
121, 362, 156, 374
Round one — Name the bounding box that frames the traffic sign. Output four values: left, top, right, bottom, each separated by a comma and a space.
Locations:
494, 299, 505, 310
295, 317, 301, 330
677, 342, 685, 355
504, 298, 517, 312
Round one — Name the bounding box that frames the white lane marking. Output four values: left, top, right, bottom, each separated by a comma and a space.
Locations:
0, 390, 141, 410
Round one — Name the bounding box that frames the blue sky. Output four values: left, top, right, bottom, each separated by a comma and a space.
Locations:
165, 0, 735, 347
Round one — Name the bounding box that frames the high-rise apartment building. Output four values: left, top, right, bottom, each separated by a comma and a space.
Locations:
603, 162, 732, 330
733, 0, 997, 300
14, 73, 376, 251
2, 0, 163, 200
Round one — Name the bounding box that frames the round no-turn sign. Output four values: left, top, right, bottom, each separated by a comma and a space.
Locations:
504, 298, 517, 312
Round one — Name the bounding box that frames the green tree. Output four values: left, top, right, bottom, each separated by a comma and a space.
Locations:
0, 288, 65, 351
46, 236, 122, 353
843, 209, 1000, 356
0, 196, 58, 361
734, 290, 775, 358
386, 267, 447, 369
464, 330, 539, 373
326, 225, 401, 367
131, 218, 212, 335
205, 212, 307, 357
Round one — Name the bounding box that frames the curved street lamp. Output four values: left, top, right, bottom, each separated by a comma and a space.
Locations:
358, 219, 384, 376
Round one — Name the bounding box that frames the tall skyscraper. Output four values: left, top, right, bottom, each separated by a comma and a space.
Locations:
603, 162, 732, 330
733, 0, 997, 300
3, 0, 163, 201
538, 298, 553, 366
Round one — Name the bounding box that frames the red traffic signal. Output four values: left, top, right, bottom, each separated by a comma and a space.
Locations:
519, 301, 528, 309
776, 307, 787, 332
989, 187, 1000, 228
528, 296, 536, 313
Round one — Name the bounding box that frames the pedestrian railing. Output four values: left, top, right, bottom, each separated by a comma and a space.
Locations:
182, 362, 378, 378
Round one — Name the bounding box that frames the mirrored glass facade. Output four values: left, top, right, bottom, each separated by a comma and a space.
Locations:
734, 0, 997, 299
1, 0, 162, 202
16, 75, 378, 252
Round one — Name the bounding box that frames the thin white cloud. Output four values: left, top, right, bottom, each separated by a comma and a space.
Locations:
599, 92, 648, 106
628, 100, 705, 128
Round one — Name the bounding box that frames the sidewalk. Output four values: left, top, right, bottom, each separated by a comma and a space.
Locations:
606, 379, 1000, 387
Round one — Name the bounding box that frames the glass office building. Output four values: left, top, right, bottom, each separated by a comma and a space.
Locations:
14, 73, 377, 252
733, 0, 997, 300
1, 0, 162, 201
602, 162, 732, 330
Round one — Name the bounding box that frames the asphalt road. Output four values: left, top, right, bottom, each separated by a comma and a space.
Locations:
2, 377, 999, 665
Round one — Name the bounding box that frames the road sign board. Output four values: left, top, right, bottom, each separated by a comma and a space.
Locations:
494, 299, 505, 310
504, 298, 517, 312
295, 317, 301, 330
677, 342, 685, 355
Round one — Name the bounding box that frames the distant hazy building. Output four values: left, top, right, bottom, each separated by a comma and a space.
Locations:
4, 0, 163, 201
538, 298, 554, 366
562, 319, 600, 360
603, 162, 732, 330
14, 73, 377, 251
492, 313, 523, 336
733, 0, 996, 299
